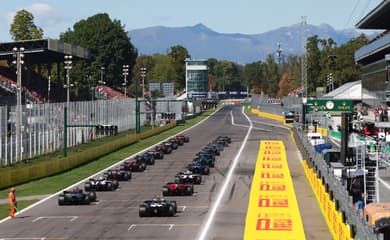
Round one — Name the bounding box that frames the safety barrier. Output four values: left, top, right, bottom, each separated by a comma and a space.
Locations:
0, 121, 176, 189
244, 141, 306, 239
302, 160, 353, 239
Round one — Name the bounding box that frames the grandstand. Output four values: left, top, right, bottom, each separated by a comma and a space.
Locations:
0, 39, 89, 104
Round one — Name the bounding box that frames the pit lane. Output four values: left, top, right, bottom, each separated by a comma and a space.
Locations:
0, 106, 331, 239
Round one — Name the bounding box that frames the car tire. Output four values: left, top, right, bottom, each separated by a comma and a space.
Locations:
84, 182, 91, 192
58, 195, 65, 205
139, 206, 147, 217
107, 182, 113, 190
162, 187, 170, 196
170, 201, 177, 213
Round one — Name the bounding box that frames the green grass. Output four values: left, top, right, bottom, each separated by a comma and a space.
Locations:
0, 200, 37, 219
0, 108, 217, 199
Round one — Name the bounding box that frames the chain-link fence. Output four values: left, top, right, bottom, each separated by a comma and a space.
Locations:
0, 98, 184, 166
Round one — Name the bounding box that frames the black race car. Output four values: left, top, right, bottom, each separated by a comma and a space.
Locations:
175, 170, 202, 184
103, 168, 131, 181
170, 137, 183, 146
84, 177, 119, 191
163, 142, 174, 152
156, 143, 172, 154
58, 188, 96, 205
175, 134, 189, 143
216, 136, 231, 144
187, 163, 210, 175
196, 151, 215, 161
121, 158, 147, 172
193, 155, 215, 167
139, 197, 177, 217
135, 153, 155, 165
166, 140, 178, 149
162, 182, 194, 196
147, 149, 164, 159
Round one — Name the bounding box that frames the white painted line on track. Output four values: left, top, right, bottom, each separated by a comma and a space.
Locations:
0, 238, 65, 240
252, 119, 290, 130
32, 216, 78, 223
0, 107, 222, 224
230, 111, 269, 131
127, 223, 200, 231
197, 106, 253, 240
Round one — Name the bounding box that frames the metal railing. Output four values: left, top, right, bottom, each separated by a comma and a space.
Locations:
0, 98, 184, 166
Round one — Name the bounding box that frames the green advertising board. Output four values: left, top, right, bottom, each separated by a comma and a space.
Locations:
306, 99, 353, 114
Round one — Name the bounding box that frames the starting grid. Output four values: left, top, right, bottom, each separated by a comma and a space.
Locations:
244, 140, 306, 240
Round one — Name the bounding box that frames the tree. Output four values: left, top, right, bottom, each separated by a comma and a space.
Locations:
277, 72, 294, 97
306, 35, 322, 96
148, 54, 177, 83
168, 45, 190, 92
10, 9, 43, 40
264, 54, 279, 96
60, 13, 137, 99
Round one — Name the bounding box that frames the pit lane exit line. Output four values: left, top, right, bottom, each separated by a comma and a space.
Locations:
32, 216, 78, 223
230, 111, 269, 131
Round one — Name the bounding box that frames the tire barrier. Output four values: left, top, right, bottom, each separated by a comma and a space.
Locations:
244, 141, 306, 240
0, 121, 176, 190
302, 160, 354, 240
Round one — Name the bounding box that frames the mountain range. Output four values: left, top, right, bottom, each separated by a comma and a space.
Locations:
128, 23, 360, 64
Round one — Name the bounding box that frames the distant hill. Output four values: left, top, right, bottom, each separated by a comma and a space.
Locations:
128, 23, 360, 64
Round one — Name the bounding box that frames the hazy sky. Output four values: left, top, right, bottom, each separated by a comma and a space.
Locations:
0, 0, 383, 42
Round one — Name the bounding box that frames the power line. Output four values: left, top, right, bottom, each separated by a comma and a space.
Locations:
344, 0, 361, 29
358, 0, 372, 21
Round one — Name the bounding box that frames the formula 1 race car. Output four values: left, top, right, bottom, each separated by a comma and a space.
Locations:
166, 139, 178, 149
161, 142, 173, 153
121, 158, 147, 172
175, 134, 190, 143
170, 137, 183, 146
193, 155, 215, 167
175, 170, 202, 184
162, 182, 194, 196
84, 177, 119, 191
139, 197, 177, 217
58, 188, 96, 205
103, 168, 131, 181
214, 136, 231, 146
196, 151, 215, 161
147, 148, 164, 159
187, 163, 210, 175
135, 153, 155, 165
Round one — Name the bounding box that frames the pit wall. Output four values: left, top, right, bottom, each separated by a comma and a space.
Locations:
0, 122, 176, 190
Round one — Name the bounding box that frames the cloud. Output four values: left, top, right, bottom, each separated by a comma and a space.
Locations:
7, 3, 63, 26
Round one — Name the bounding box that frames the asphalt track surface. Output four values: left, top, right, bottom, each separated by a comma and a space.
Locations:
0, 106, 331, 240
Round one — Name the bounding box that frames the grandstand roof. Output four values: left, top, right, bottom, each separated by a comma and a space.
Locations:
322, 80, 376, 100
356, 0, 390, 29
0, 39, 89, 64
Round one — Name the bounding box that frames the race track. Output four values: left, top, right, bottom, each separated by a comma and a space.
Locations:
0, 106, 331, 240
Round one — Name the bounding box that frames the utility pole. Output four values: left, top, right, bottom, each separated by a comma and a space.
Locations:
301, 16, 308, 100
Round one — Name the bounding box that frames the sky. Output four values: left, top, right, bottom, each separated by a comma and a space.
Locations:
0, 0, 384, 42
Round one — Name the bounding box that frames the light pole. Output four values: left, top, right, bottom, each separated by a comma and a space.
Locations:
122, 65, 129, 97
12, 47, 24, 162
100, 67, 105, 85
141, 67, 147, 98
64, 55, 73, 108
